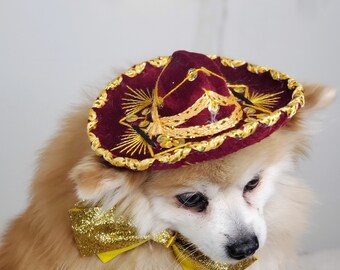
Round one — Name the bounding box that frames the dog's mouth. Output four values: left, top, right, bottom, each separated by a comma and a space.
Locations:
175, 233, 257, 267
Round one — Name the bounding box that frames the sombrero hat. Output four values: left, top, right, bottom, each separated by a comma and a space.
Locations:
88, 50, 304, 170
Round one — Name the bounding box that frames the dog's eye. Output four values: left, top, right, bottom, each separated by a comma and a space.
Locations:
176, 192, 208, 212
243, 174, 261, 193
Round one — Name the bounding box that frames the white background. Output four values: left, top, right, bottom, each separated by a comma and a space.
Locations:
0, 0, 339, 254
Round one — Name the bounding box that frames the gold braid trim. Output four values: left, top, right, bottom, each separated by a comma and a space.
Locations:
88, 56, 304, 170
148, 91, 243, 138
147, 66, 243, 138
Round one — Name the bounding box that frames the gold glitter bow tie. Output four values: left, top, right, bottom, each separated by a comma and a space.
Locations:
69, 206, 257, 270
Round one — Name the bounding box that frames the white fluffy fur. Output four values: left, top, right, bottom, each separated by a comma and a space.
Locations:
74, 144, 311, 269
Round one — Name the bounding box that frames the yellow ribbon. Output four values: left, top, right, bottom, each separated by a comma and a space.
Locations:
69, 206, 257, 270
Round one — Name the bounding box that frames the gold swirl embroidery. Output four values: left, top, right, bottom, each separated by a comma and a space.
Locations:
104, 76, 123, 91
87, 109, 98, 131
247, 64, 269, 74
148, 91, 243, 138
93, 92, 108, 108
270, 70, 289, 80
287, 78, 300, 90
157, 136, 186, 149
220, 57, 246, 68
207, 54, 218, 60
148, 56, 170, 68
124, 63, 146, 77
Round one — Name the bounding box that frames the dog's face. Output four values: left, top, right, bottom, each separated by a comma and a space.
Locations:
142, 131, 293, 263
71, 129, 296, 263
70, 84, 335, 263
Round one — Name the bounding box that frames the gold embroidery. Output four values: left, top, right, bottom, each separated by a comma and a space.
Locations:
111, 127, 149, 156
147, 91, 243, 138
124, 63, 146, 77
207, 54, 218, 60
228, 83, 281, 114
114, 85, 155, 156
220, 57, 246, 68
287, 78, 300, 90
87, 109, 98, 130
104, 76, 123, 91
229, 84, 247, 94
148, 56, 170, 68
270, 70, 289, 80
87, 55, 304, 170
245, 91, 284, 111
122, 86, 153, 115
157, 136, 186, 149
147, 67, 244, 138
247, 64, 269, 74
93, 93, 108, 108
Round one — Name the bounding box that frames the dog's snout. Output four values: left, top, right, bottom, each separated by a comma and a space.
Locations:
226, 235, 259, 260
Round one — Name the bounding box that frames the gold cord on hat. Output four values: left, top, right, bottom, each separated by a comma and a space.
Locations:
148, 66, 244, 139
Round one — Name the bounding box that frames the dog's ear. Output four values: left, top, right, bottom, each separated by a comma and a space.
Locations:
301, 84, 336, 112
69, 154, 135, 208
282, 84, 336, 159
285, 84, 336, 131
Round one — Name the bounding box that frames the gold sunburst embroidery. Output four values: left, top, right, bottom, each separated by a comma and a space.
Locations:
111, 127, 148, 156
245, 91, 283, 110
122, 85, 153, 115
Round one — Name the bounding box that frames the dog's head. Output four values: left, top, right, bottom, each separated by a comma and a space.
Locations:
70, 84, 335, 263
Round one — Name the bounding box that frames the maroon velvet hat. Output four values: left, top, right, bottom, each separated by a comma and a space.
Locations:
88, 50, 304, 170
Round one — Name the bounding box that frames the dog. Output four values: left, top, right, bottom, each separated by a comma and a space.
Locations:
0, 52, 335, 270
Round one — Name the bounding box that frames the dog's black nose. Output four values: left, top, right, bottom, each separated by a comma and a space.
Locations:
226, 236, 259, 260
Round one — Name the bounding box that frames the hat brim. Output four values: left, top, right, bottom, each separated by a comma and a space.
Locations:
88, 55, 304, 171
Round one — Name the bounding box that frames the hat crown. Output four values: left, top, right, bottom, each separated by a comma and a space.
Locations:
156, 51, 230, 110
152, 51, 237, 130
